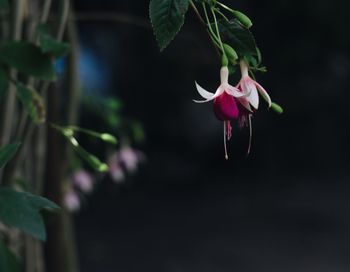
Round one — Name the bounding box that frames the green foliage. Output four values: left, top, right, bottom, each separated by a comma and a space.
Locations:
150, 0, 189, 51
0, 41, 55, 80
0, 67, 9, 98
131, 121, 145, 143
0, 188, 59, 241
217, 19, 258, 58
82, 95, 123, 129
16, 83, 46, 123
37, 25, 70, 58
0, 239, 20, 272
0, 143, 20, 169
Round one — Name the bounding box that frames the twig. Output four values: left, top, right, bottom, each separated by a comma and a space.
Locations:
56, 0, 69, 40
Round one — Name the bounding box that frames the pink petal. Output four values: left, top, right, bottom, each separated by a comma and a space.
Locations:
254, 81, 272, 107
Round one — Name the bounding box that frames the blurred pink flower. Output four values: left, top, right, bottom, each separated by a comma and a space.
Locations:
119, 146, 140, 172
107, 146, 145, 182
72, 170, 94, 193
64, 190, 80, 212
107, 153, 125, 183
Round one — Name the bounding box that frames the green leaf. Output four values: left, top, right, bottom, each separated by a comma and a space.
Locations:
0, 240, 20, 272
0, 67, 9, 98
0, 188, 59, 241
37, 25, 70, 58
149, 0, 189, 51
0, 41, 55, 80
16, 83, 46, 123
217, 19, 258, 58
0, 143, 20, 169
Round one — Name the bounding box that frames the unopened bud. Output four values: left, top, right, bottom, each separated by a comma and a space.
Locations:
270, 102, 284, 114
232, 10, 253, 28
223, 43, 238, 62
100, 133, 117, 145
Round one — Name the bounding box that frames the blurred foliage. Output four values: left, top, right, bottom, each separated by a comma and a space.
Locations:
0, 41, 55, 80
0, 188, 59, 241
0, 143, 20, 169
0, 239, 20, 272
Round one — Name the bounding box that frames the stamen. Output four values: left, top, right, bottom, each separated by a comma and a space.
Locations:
247, 115, 253, 156
226, 121, 232, 140
223, 122, 229, 160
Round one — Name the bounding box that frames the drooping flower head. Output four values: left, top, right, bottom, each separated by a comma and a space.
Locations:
72, 169, 94, 193
194, 66, 249, 159
64, 189, 80, 212
107, 146, 145, 183
236, 60, 271, 111
235, 60, 273, 154
107, 152, 125, 183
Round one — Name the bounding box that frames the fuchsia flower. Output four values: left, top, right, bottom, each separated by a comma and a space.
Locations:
194, 62, 273, 158
107, 153, 125, 183
119, 146, 140, 172
64, 189, 80, 212
72, 170, 94, 193
107, 146, 145, 183
194, 66, 249, 159
236, 60, 271, 111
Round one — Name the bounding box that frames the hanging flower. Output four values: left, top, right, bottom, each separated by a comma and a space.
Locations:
119, 146, 140, 172
236, 60, 271, 110
194, 66, 249, 159
235, 60, 274, 154
64, 189, 81, 212
107, 146, 145, 183
107, 153, 125, 183
72, 169, 94, 193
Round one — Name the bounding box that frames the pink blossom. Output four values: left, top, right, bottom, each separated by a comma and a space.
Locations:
194, 66, 249, 159
236, 60, 271, 111
107, 153, 125, 183
72, 170, 94, 193
119, 146, 140, 172
64, 190, 80, 212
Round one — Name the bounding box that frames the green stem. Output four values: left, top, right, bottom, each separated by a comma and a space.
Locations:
216, 2, 234, 13
202, 2, 220, 46
189, 0, 220, 55
214, 8, 229, 21
211, 7, 224, 53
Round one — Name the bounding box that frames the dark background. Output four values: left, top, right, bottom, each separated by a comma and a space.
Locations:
72, 0, 350, 271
